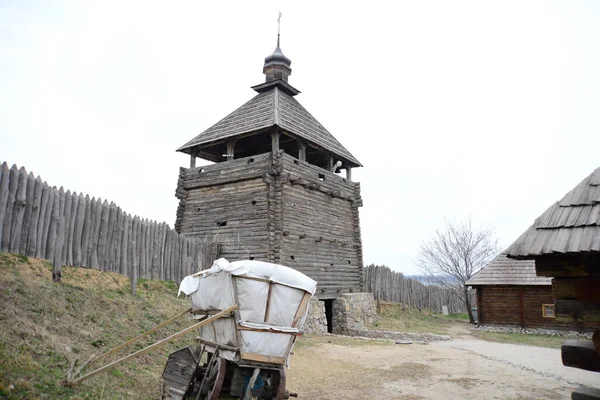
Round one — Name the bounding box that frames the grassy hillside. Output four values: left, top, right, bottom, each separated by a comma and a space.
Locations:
0, 253, 191, 399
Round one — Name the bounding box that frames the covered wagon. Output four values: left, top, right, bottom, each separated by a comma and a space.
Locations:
162, 258, 316, 400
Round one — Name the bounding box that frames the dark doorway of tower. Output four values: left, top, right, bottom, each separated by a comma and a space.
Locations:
321, 299, 333, 333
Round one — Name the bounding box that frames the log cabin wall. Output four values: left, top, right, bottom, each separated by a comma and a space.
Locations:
279, 153, 363, 298
476, 285, 587, 330
176, 153, 271, 261
176, 151, 364, 299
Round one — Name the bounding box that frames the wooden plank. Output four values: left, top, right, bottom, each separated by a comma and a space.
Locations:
291, 292, 312, 327
239, 352, 286, 365
68, 305, 237, 386
9, 167, 28, 253
562, 339, 600, 372
0, 163, 10, 251
1, 165, 19, 252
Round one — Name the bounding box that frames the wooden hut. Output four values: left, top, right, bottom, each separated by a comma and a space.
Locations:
466, 254, 577, 329
173, 36, 363, 299
506, 166, 600, 399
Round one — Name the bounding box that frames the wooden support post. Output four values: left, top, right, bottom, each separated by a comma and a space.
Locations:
226, 139, 236, 161
298, 141, 306, 161
346, 167, 352, 181
67, 305, 238, 387
271, 129, 280, 152
190, 153, 196, 168
327, 155, 334, 173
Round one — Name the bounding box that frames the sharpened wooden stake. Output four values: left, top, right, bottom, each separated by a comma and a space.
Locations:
67, 305, 237, 386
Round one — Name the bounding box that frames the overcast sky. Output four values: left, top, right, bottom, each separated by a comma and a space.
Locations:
2, 1, 599, 274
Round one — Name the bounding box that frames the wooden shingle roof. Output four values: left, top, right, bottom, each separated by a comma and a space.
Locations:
506, 166, 600, 258
177, 86, 362, 167
465, 254, 551, 286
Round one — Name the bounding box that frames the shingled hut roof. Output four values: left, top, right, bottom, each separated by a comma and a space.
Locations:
177, 85, 362, 167
465, 254, 550, 286
506, 166, 600, 258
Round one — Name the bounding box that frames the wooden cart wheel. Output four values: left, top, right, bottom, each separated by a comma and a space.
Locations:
196, 354, 226, 400
274, 368, 286, 400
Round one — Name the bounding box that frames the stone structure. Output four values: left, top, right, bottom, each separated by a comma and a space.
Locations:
332, 293, 378, 336
302, 298, 328, 334
174, 34, 364, 299
302, 293, 378, 335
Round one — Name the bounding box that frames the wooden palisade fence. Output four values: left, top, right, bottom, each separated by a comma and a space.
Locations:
364, 264, 468, 314
0, 162, 220, 285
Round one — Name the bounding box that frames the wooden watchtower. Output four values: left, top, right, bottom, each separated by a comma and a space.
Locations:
174, 37, 363, 298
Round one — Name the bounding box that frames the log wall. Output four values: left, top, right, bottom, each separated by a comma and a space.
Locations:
177, 154, 271, 261
475, 285, 593, 330
175, 151, 364, 298
364, 264, 467, 313
0, 162, 220, 283
279, 153, 362, 297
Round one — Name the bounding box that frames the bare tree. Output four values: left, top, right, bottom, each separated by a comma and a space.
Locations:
417, 217, 499, 323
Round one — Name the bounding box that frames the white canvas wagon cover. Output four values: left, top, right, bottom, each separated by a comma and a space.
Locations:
178, 258, 316, 365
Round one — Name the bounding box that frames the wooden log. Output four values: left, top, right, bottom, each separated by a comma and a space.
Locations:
142, 219, 149, 279
90, 198, 103, 269
105, 203, 117, 271
0, 162, 10, 251
97, 200, 110, 271
80, 195, 92, 267
121, 213, 131, 276
65, 191, 78, 266
9, 167, 28, 253
19, 172, 36, 255
26, 177, 43, 257
562, 339, 600, 372
1, 165, 19, 252
130, 216, 138, 295
61, 191, 73, 265
53, 187, 66, 278
45, 187, 59, 261
39, 183, 54, 258
73, 194, 86, 266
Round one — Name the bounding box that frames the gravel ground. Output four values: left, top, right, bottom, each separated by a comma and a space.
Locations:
287, 335, 598, 399
434, 339, 600, 389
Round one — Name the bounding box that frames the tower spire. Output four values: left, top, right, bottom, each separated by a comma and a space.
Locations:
263, 11, 292, 83
277, 11, 281, 48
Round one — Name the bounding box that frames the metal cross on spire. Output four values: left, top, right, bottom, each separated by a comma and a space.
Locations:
277, 11, 282, 47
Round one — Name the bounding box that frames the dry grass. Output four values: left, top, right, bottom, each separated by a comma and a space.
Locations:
373, 302, 468, 335
0, 252, 191, 399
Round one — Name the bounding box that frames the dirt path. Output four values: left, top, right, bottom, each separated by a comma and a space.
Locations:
287, 335, 596, 399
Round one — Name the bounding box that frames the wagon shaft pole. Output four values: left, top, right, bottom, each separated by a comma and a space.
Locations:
89, 307, 192, 368
67, 304, 238, 387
